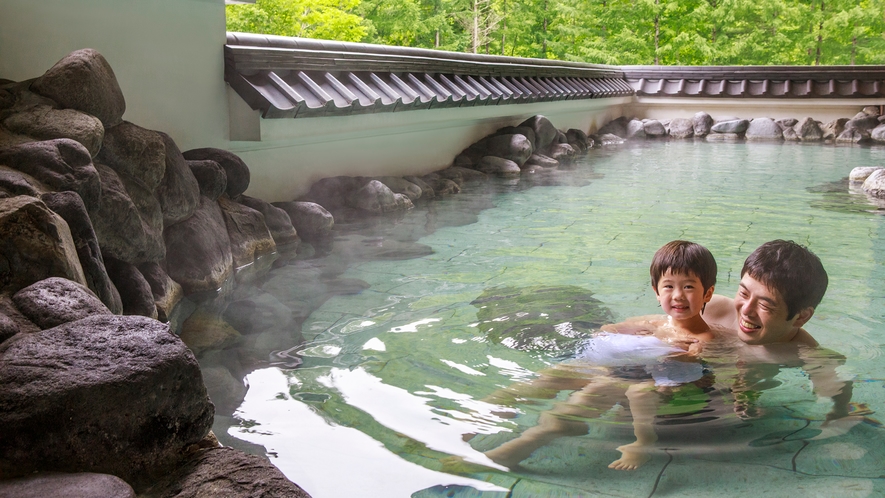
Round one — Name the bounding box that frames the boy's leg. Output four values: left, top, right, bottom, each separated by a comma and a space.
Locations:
609, 380, 659, 470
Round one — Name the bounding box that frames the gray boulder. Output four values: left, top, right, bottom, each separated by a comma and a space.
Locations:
776, 118, 798, 128
137, 262, 183, 323
155, 132, 200, 226
0, 296, 40, 343
187, 159, 226, 201
0, 195, 86, 294
626, 119, 646, 139
836, 128, 868, 144
525, 153, 559, 168
40, 191, 121, 314
668, 118, 694, 139
217, 196, 277, 269
821, 118, 849, 140
862, 169, 885, 198
496, 125, 537, 150
643, 120, 667, 137
438, 166, 487, 185
477, 134, 532, 166
745, 118, 783, 141
478, 156, 521, 177
0, 315, 214, 488
2, 105, 104, 157
596, 116, 630, 138
846, 115, 880, 134
375, 176, 423, 201
849, 166, 883, 183
547, 143, 576, 165
0, 138, 101, 212
223, 292, 293, 335
794, 118, 823, 141
402, 175, 435, 199
862, 106, 880, 117
0, 166, 46, 199
692, 112, 714, 137
235, 194, 300, 248
421, 174, 460, 195
346, 179, 401, 214
301, 176, 360, 210
271, 201, 334, 243
596, 133, 626, 145
164, 196, 234, 294
11, 277, 111, 329
706, 133, 742, 142
103, 257, 158, 319
565, 128, 589, 152
31, 49, 126, 127
782, 126, 799, 141
182, 148, 250, 198
711, 119, 749, 134
0, 472, 135, 498
871, 124, 885, 143
518, 115, 557, 152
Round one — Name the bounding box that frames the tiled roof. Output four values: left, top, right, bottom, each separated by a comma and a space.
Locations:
623, 66, 885, 98
224, 33, 635, 119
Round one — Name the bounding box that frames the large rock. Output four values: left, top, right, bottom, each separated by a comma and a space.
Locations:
97, 122, 166, 191
40, 191, 121, 313
271, 201, 334, 243
596, 116, 630, 139
518, 115, 558, 152
0, 195, 86, 294
478, 156, 520, 177
0, 138, 101, 212
845, 114, 880, 134
0, 315, 214, 487
156, 132, 200, 226
692, 112, 714, 137
711, 119, 749, 134
2, 105, 104, 157
745, 118, 783, 141
525, 153, 559, 168
347, 179, 407, 214
137, 262, 183, 323
217, 196, 276, 269
835, 128, 867, 144
421, 174, 460, 195
0, 472, 135, 498
187, 160, 226, 201
139, 447, 310, 498
375, 176, 423, 201
0, 296, 40, 343
31, 49, 126, 127
11, 277, 111, 329
182, 148, 250, 198
236, 194, 300, 248
625, 119, 646, 139
440, 166, 487, 184
821, 118, 849, 140
104, 257, 158, 319
668, 118, 694, 139
794, 117, 823, 141
402, 175, 435, 199
164, 196, 233, 294
565, 128, 589, 152
849, 166, 883, 183
479, 133, 533, 166
862, 169, 885, 198
872, 124, 885, 144
547, 143, 576, 165
301, 176, 361, 210
643, 119, 667, 137
495, 125, 537, 150
0, 166, 47, 201
92, 163, 165, 264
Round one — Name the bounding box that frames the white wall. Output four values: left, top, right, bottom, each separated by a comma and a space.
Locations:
0, 0, 229, 151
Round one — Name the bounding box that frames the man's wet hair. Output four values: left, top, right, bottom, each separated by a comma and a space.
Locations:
741, 239, 828, 319
650, 240, 717, 292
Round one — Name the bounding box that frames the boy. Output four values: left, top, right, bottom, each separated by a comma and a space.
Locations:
483, 240, 726, 470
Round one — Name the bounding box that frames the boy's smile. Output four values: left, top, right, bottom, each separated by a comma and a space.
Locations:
653, 269, 712, 321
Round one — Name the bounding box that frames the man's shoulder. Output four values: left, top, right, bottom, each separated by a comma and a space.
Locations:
703, 294, 737, 329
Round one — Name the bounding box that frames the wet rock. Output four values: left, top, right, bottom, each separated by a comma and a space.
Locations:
518, 115, 557, 152
525, 153, 559, 168
92, 163, 165, 264
794, 117, 823, 141
871, 124, 885, 144
11, 277, 111, 329
302, 176, 361, 210
223, 292, 293, 335
496, 125, 537, 150
271, 200, 334, 243
822, 118, 849, 140
139, 447, 310, 498
217, 196, 276, 269
711, 119, 749, 134
40, 191, 121, 313
452, 153, 474, 168
448, 166, 487, 182
471, 285, 614, 354
182, 148, 250, 198
706, 132, 742, 142
137, 261, 183, 323
0, 296, 40, 342
478, 156, 520, 177
375, 176, 423, 201
0, 166, 46, 199
597, 133, 626, 145
31, 49, 125, 127
862, 169, 885, 198
474, 134, 533, 167
596, 116, 630, 139
836, 128, 868, 144
0, 472, 135, 498
547, 143, 576, 165
2, 105, 104, 157
776, 118, 798, 128
197, 364, 248, 416
346, 179, 401, 214
0, 315, 214, 487
846, 114, 880, 134
565, 128, 589, 152
187, 159, 226, 201
0, 138, 101, 212
643, 119, 667, 137
164, 196, 233, 295
668, 118, 694, 139
849, 166, 883, 183
236, 194, 300, 248
782, 126, 798, 141
104, 257, 158, 319
0, 195, 86, 294
403, 175, 435, 199
179, 309, 241, 355
692, 112, 714, 137
745, 118, 783, 141
422, 174, 460, 195
156, 132, 200, 226
625, 119, 646, 139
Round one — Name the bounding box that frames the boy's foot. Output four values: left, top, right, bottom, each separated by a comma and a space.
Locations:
608, 443, 652, 470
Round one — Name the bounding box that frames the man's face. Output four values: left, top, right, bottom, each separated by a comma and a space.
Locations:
733, 274, 811, 345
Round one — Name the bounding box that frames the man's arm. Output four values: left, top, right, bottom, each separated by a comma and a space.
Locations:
799, 346, 855, 422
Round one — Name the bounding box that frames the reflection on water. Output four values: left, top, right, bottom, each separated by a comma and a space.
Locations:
216, 141, 885, 497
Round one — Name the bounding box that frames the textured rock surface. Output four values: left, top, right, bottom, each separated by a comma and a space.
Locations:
745, 118, 783, 140
849, 166, 883, 183
711, 119, 749, 134
872, 124, 885, 143
478, 133, 533, 166
519, 115, 557, 152
0, 195, 86, 294
2, 105, 104, 157
236, 194, 300, 248
179, 310, 241, 355
692, 112, 714, 137
525, 153, 559, 168
0, 166, 47, 199
96, 122, 167, 192
376, 176, 423, 201
625, 119, 646, 139
547, 143, 576, 165
402, 175, 435, 198
642, 120, 667, 137
0, 472, 135, 498
31, 49, 126, 127
862, 169, 885, 198
272, 201, 334, 243
0, 315, 214, 487
669, 118, 694, 139
0, 296, 40, 342
794, 117, 823, 141
478, 156, 521, 177
347, 179, 402, 214
156, 133, 200, 226
421, 174, 460, 195
301, 175, 360, 210
138, 262, 183, 323
164, 196, 233, 294
182, 148, 250, 198
0, 138, 101, 212
11, 277, 111, 329
217, 196, 276, 269
104, 257, 158, 319
187, 159, 226, 201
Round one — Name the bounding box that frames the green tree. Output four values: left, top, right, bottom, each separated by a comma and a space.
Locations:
226, 0, 368, 41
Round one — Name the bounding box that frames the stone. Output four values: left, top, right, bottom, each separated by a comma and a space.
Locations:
596, 116, 630, 138
711, 119, 749, 134
217, 196, 276, 269
0, 295, 40, 342
347, 179, 400, 214
547, 143, 576, 165
794, 117, 823, 141
476, 134, 533, 166
0, 315, 214, 487
452, 153, 474, 168
845, 115, 880, 133
692, 112, 714, 137
0, 165, 47, 199
643, 120, 667, 137
0, 472, 135, 498
0, 195, 86, 294
301, 175, 361, 210
518, 115, 558, 151
565, 128, 589, 152
394, 193, 414, 211
496, 125, 537, 150
706, 132, 742, 142
525, 153, 559, 168
597, 133, 626, 145
104, 257, 158, 319
223, 292, 293, 335
164, 196, 233, 295
862, 169, 885, 198
137, 262, 183, 323
235, 194, 300, 248
776, 118, 798, 128
11, 277, 111, 329
745, 118, 784, 141
821, 118, 849, 140
625, 119, 646, 139
478, 156, 521, 177
2, 105, 104, 157
668, 118, 694, 139
402, 175, 435, 199
179, 309, 242, 355
138, 447, 310, 498
0, 138, 101, 212
422, 174, 460, 195
182, 148, 250, 198
445, 166, 487, 183
375, 176, 423, 200
92, 163, 165, 265
97, 121, 168, 191
862, 106, 880, 116
40, 191, 121, 313
849, 167, 883, 183
555, 129, 568, 144
782, 127, 798, 141
31, 49, 126, 127
871, 124, 885, 143
155, 132, 200, 226
197, 363, 248, 416
836, 128, 867, 144
187, 159, 226, 201
271, 201, 334, 243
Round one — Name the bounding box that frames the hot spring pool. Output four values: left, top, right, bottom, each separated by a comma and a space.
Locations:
213, 140, 885, 497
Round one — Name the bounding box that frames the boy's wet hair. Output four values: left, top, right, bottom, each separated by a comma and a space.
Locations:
741, 239, 828, 319
650, 240, 717, 291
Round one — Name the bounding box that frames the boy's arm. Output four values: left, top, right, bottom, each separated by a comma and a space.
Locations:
600, 315, 663, 336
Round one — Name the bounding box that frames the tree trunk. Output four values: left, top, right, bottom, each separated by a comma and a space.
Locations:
654, 0, 660, 65
814, 1, 824, 65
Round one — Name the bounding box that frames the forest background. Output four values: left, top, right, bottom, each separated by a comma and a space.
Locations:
227, 0, 885, 66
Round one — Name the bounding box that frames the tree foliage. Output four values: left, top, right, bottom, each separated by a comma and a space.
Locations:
227, 0, 885, 65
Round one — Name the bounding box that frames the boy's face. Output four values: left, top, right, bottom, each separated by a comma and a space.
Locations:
653, 269, 713, 321
733, 274, 813, 345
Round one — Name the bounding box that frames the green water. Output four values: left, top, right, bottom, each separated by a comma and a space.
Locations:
227, 141, 885, 497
